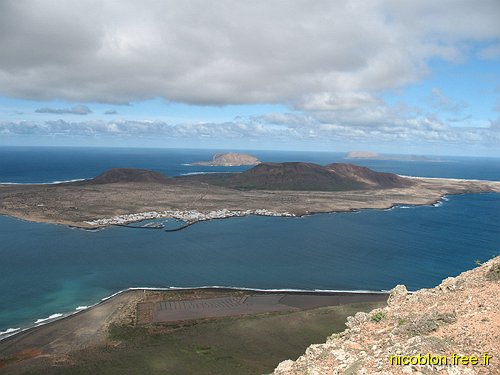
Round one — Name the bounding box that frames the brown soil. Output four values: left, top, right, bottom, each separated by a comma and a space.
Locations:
0, 175, 498, 228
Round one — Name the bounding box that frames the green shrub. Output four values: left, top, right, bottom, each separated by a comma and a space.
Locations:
370, 311, 385, 323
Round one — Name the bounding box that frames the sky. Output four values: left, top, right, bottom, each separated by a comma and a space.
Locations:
0, 0, 499, 156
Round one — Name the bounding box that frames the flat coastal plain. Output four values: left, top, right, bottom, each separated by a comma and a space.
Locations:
0, 289, 387, 375
0, 176, 499, 228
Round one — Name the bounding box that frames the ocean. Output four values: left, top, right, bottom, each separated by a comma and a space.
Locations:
0, 146, 499, 337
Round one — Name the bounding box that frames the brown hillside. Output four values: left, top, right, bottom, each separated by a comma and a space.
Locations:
182, 162, 413, 191
81, 168, 171, 185
326, 163, 412, 188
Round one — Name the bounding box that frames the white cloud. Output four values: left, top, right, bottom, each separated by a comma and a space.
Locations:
1, 116, 498, 148
294, 92, 383, 111
0, 0, 499, 105
35, 105, 92, 115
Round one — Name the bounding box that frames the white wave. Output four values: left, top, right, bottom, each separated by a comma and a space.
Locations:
34, 313, 63, 324
101, 290, 126, 301
179, 171, 238, 176
398, 175, 493, 182
98, 285, 390, 307
124, 285, 390, 294
1, 284, 394, 342
47, 179, 86, 184
0, 327, 20, 335
0, 178, 87, 185
180, 171, 217, 176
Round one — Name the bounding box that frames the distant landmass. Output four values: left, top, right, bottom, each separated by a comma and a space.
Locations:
345, 151, 382, 159
82, 163, 411, 191
192, 152, 260, 166
182, 162, 413, 191
345, 151, 431, 161
1, 162, 499, 229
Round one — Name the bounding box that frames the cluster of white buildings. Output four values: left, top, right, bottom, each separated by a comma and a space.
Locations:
84, 208, 294, 226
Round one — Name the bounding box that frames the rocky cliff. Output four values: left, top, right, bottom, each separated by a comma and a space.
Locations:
274, 256, 500, 374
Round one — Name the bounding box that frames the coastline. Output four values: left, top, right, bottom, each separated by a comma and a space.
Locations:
0, 286, 391, 343
0, 190, 495, 232
1, 174, 499, 229
8, 190, 481, 230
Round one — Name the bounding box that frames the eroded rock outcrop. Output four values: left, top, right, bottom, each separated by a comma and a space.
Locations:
274, 257, 500, 374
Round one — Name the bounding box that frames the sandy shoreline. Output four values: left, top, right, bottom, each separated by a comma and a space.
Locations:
0, 287, 388, 357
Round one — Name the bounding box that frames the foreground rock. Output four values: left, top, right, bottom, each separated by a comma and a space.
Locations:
274, 257, 500, 374
192, 152, 260, 166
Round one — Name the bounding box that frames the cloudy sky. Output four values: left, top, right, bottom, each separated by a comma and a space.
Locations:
1, 0, 499, 156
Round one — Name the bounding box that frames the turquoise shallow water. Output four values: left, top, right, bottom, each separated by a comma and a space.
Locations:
0, 147, 499, 336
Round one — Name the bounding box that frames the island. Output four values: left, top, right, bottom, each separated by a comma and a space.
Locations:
191, 152, 260, 166
345, 151, 432, 161
345, 151, 382, 159
0, 162, 499, 229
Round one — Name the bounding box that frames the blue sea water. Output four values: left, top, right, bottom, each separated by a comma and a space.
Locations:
0, 146, 499, 336
1, 146, 500, 182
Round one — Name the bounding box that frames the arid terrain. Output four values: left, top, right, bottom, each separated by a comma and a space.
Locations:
1, 258, 498, 374
0, 163, 499, 228
274, 256, 500, 375
0, 290, 386, 375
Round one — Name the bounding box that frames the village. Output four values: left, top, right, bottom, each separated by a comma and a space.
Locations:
83, 208, 295, 227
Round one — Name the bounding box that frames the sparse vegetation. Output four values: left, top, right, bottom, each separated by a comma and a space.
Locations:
370, 311, 385, 323
1, 302, 384, 375
108, 323, 149, 342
